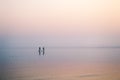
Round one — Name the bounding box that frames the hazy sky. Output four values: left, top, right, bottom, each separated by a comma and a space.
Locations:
0, 0, 120, 47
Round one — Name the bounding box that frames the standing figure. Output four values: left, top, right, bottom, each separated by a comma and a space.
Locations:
38, 47, 41, 55
42, 47, 45, 55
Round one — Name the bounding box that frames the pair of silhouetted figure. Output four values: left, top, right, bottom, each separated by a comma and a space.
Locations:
38, 47, 45, 55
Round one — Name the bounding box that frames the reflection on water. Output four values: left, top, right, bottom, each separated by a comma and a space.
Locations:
0, 47, 120, 80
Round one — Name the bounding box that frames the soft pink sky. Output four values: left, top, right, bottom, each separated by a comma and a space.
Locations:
0, 0, 120, 46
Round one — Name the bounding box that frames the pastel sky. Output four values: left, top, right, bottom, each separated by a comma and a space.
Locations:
0, 0, 120, 47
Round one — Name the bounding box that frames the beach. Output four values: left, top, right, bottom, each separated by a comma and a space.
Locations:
0, 47, 120, 80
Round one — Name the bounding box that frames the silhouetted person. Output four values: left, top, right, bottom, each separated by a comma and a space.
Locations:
38, 47, 41, 55
42, 47, 45, 55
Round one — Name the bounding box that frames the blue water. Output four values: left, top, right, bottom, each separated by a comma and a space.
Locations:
0, 47, 120, 80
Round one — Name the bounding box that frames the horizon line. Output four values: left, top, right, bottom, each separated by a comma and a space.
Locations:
0, 46, 120, 49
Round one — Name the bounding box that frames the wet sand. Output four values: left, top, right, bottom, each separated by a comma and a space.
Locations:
0, 48, 120, 80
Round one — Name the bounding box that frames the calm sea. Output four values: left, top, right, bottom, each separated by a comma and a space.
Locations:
0, 47, 120, 80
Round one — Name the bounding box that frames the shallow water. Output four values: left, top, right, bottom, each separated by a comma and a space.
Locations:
0, 47, 120, 80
